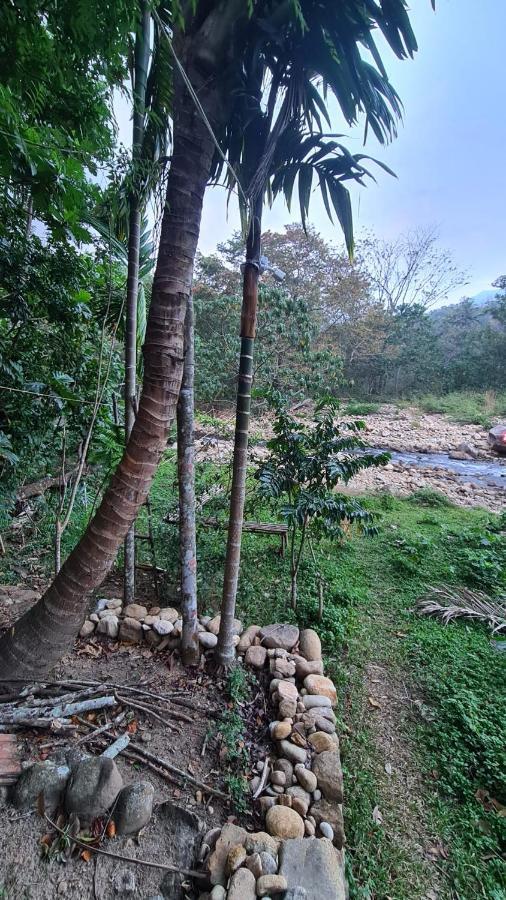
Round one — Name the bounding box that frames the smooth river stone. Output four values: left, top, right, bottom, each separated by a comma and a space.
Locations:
302, 694, 332, 710
278, 740, 307, 765
298, 628, 322, 661
265, 805, 305, 839
260, 623, 300, 651
303, 675, 337, 707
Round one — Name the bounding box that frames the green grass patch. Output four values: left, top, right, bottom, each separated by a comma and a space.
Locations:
344, 401, 381, 416
414, 390, 506, 427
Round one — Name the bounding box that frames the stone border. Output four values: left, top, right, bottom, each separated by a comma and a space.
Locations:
79, 608, 346, 898
203, 622, 346, 899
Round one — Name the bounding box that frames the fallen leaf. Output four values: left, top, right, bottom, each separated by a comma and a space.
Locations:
368, 696, 381, 709
126, 720, 138, 735
106, 820, 116, 838
372, 806, 383, 825
475, 788, 506, 816
426, 842, 448, 859
384, 762, 393, 776
81, 849, 92, 863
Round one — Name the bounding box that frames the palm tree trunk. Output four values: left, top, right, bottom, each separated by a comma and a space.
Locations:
0, 76, 217, 683
124, 0, 151, 604
177, 294, 199, 665
217, 201, 262, 667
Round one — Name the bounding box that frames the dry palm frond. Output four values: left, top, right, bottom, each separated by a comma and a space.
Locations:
417, 585, 506, 634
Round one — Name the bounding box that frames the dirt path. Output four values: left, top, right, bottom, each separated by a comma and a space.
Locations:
363, 657, 443, 900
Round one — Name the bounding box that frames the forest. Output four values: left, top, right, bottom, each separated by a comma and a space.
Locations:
0, 3, 505, 900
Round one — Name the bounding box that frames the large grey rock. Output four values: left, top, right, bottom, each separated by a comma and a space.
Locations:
198, 631, 218, 649
12, 761, 69, 812
312, 751, 343, 803
123, 603, 147, 620
115, 781, 154, 834
65, 756, 123, 822
157, 800, 204, 899
260, 623, 299, 651
279, 838, 346, 899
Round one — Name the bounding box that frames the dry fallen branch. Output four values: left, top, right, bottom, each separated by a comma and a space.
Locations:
115, 693, 180, 733
44, 813, 207, 879
417, 585, 506, 634
78, 720, 229, 801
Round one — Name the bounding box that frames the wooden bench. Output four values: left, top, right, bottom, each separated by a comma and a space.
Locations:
200, 517, 288, 556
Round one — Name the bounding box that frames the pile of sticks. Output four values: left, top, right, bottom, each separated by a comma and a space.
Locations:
0, 679, 227, 801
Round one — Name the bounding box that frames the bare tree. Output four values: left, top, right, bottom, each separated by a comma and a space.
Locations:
361, 226, 468, 312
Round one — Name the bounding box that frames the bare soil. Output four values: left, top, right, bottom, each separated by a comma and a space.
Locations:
0, 573, 271, 900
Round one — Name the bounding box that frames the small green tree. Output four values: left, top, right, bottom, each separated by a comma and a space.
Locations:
256, 401, 389, 609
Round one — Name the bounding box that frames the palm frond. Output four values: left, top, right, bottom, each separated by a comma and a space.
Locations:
417, 585, 506, 634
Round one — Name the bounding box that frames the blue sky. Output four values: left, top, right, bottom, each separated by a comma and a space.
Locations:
197, 0, 506, 305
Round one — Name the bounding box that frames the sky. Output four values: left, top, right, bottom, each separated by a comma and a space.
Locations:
196, 0, 506, 305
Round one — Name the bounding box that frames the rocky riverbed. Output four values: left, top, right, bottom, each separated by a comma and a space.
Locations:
193, 405, 505, 513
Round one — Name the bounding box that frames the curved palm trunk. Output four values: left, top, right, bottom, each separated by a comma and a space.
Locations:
0, 80, 216, 683
177, 294, 199, 665
124, 0, 151, 604
217, 202, 262, 666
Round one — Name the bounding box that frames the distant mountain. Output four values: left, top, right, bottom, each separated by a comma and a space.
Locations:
430, 289, 502, 323
470, 289, 498, 307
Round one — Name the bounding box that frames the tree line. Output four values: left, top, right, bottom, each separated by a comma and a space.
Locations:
194, 224, 506, 403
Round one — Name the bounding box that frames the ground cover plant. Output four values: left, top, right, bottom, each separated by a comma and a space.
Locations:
414, 390, 506, 427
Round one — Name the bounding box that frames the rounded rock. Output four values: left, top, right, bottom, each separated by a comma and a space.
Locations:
259, 850, 278, 875
79, 620, 95, 638
260, 624, 299, 651
115, 781, 154, 834
319, 821, 334, 841
271, 721, 292, 741
245, 645, 267, 668
257, 874, 288, 897
265, 805, 305, 840
199, 631, 218, 649
303, 675, 337, 706
294, 765, 317, 793
123, 603, 147, 620
97, 615, 119, 638
299, 629, 322, 661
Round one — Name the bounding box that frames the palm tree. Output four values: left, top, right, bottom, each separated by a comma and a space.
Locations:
123, 0, 151, 605
0, 0, 252, 681
177, 294, 199, 664
216, 0, 420, 666
0, 0, 421, 682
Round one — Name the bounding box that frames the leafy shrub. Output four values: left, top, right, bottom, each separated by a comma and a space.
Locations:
409, 487, 453, 508
344, 401, 380, 416
257, 400, 389, 608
